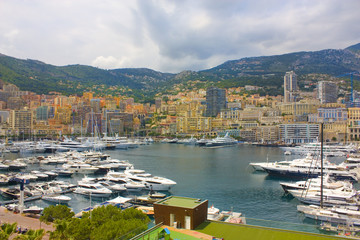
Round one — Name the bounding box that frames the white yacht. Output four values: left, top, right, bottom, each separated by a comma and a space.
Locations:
280, 142, 357, 156
207, 205, 223, 221
205, 133, 237, 147
280, 174, 352, 193
42, 194, 71, 204
97, 181, 127, 193
57, 137, 92, 152
288, 187, 359, 206
297, 205, 360, 226
62, 163, 99, 174
74, 182, 112, 198
183, 136, 198, 145
258, 153, 358, 181
104, 171, 146, 191
124, 168, 176, 191
101, 134, 129, 149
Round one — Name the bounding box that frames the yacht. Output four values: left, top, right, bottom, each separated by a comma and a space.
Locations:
101, 134, 129, 149
104, 171, 146, 191
0, 163, 9, 171
167, 138, 178, 144
97, 181, 127, 193
297, 205, 360, 226
54, 168, 73, 177
207, 205, 223, 221
279, 174, 352, 193
205, 133, 237, 147
42, 194, 71, 204
3, 160, 27, 171
287, 187, 359, 206
280, 142, 357, 156
259, 153, 358, 181
183, 136, 198, 145
74, 182, 112, 198
57, 137, 92, 152
62, 163, 99, 174
124, 168, 177, 191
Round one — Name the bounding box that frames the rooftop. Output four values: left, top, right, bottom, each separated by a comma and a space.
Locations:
155, 196, 207, 209
196, 221, 347, 240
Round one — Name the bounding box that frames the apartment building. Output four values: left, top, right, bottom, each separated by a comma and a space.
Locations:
279, 124, 319, 144
347, 107, 360, 141
9, 109, 33, 135
284, 71, 297, 103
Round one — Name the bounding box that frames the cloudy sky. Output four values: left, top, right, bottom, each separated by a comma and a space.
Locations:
0, 0, 359, 73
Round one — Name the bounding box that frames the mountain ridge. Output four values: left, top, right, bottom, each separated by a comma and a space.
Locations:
0, 43, 359, 100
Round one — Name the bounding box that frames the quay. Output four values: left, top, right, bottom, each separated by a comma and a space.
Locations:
1, 195, 42, 205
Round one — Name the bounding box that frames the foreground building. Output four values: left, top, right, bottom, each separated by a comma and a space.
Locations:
154, 196, 208, 230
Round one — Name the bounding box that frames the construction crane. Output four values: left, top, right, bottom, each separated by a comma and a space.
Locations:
336, 72, 360, 107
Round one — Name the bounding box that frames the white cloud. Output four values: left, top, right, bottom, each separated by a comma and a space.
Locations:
92, 56, 123, 69
0, 0, 359, 73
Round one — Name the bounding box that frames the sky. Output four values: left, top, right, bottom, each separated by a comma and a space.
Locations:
0, 0, 359, 73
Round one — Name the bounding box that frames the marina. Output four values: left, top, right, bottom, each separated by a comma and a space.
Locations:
0, 141, 358, 235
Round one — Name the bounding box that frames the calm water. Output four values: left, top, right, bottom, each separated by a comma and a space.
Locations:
1, 143, 347, 233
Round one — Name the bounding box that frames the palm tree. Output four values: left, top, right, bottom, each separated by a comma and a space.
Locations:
0, 222, 17, 240
14, 229, 45, 240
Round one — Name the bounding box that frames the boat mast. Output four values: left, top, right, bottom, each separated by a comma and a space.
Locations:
320, 122, 324, 208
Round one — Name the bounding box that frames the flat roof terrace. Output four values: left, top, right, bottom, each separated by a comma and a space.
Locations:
155, 196, 207, 209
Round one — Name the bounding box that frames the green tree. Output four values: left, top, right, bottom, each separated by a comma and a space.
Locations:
49, 220, 70, 240
0, 223, 17, 240
49, 205, 150, 240
14, 229, 44, 240
40, 205, 74, 223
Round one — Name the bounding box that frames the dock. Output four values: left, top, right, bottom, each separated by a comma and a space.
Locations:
0, 195, 42, 205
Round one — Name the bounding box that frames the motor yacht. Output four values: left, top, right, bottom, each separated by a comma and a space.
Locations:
196, 136, 211, 146
101, 135, 129, 149
288, 187, 359, 206
280, 174, 352, 193
104, 171, 146, 191
74, 182, 112, 198
42, 194, 71, 204
207, 205, 223, 221
62, 163, 99, 174
259, 153, 358, 181
280, 142, 357, 156
205, 133, 237, 147
297, 205, 360, 226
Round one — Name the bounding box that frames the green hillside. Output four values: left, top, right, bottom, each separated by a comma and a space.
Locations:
0, 43, 359, 100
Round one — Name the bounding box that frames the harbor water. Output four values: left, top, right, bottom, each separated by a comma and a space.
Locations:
0, 143, 348, 234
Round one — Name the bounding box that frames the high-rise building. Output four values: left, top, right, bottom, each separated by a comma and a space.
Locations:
90, 99, 101, 113
284, 71, 297, 103
205, 87, 226, 117
9, 109, 33, 135
36, 106, 48, 121
317, 81, 338, 104
155, 98, 162, 112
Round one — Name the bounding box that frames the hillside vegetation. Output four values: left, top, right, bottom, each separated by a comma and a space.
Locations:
0, 43, 359, 100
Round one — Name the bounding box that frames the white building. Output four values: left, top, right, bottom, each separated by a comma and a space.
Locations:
279, 124, 319, 144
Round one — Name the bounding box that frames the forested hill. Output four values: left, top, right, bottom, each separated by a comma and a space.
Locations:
0, 43, 359, 100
